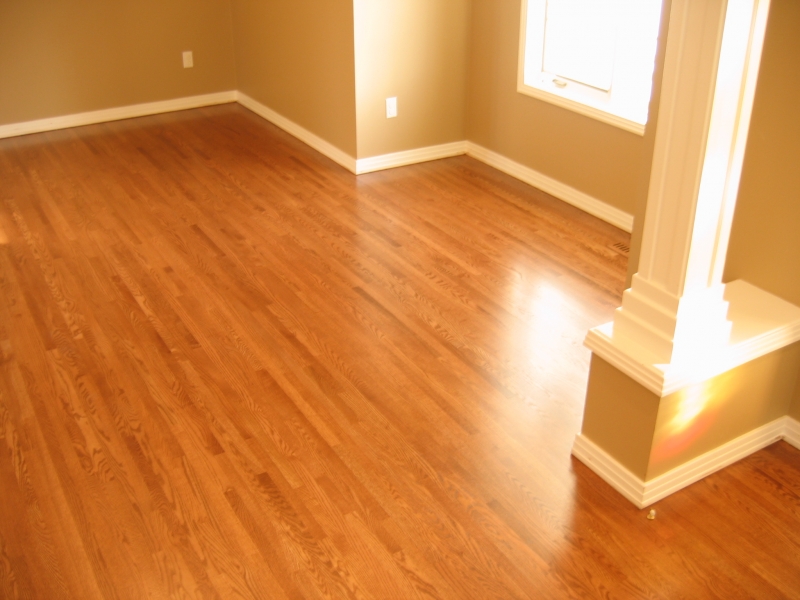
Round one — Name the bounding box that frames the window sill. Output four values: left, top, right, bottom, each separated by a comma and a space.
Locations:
517, 81, 646, 136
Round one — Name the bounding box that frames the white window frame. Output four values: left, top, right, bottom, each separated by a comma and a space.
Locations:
518, 0, 663, 136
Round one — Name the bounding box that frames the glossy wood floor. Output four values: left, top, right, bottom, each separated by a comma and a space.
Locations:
1, 104, 798, 599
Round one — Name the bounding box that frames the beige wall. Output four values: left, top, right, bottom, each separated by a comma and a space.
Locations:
583, 345, 800, 481
354, 0, 470, 159
791, 377, 800, 421
0, 0, 237, 126
230, 0, 357, 157
648, 343, 800, 478
465, 0, 670, 216
582, 356, 661, 480
723, 0, 800, 307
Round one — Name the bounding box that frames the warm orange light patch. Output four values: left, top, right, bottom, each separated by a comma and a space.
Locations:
651, 378, 729, 463
670, 382, 713, 433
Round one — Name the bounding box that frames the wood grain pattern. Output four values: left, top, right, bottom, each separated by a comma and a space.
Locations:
0, 104, 798, 599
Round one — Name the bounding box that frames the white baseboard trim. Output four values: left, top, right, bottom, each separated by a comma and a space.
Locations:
465, 142, 634, 232
0, 91, 237, 140
785, 416, 800, 450
355, 141, 467, 175
572, 434, 648, 507
0, 92, 638, 233
236, 92, 357, 174
573, 416, 799, 508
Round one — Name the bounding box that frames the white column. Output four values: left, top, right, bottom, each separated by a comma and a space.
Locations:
611, 0, 771, 366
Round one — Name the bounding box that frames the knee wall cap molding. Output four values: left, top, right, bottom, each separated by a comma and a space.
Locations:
585, 280, 800, 396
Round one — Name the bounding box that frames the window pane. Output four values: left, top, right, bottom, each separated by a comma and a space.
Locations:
542, 0, 617, 91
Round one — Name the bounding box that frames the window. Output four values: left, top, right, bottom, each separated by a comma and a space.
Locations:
518, 0, 664, 135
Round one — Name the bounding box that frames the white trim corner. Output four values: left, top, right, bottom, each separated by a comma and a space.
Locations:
784, 415, 800, 450
236, 92, 357, 174
572, 433, 648, 508
355, 141, 466, 175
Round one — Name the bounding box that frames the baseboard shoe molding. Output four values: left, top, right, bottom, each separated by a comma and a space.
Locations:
465, 142, 634, 232
572, 416, 799, 508
0, 91, 237, 140
236, 92, 357, 174
356, 142, 467, 174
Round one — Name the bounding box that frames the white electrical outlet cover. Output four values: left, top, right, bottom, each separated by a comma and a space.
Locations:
182, 51, 194, 69
386, 97, 398, 118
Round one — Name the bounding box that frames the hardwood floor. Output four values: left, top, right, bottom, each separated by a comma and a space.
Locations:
0, 103, 798, 599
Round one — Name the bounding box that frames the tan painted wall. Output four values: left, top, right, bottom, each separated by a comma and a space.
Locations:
581, 356, 661, 480
791, 377, 800, 421
0, 0, 237, 126
230, 0, 357, 157
723, 0, 800, 308
465, 0, 670, 217
582, 344, 800, 481
647, 343, 800, 478
354, 0, 470, 159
